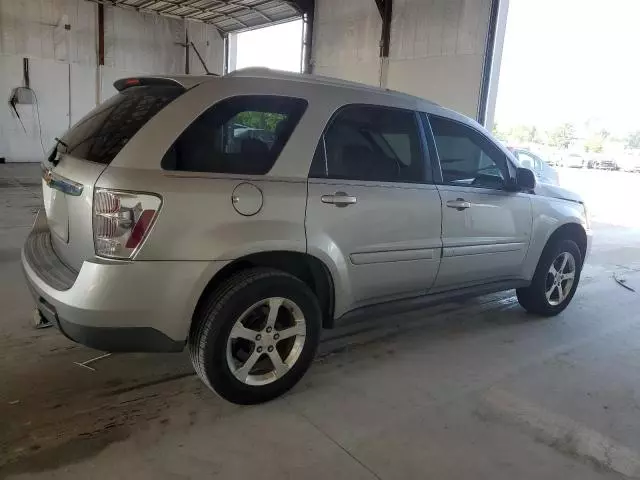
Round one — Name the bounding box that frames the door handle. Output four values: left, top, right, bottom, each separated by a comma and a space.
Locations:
446, 198, 472, 211
321, 191, 357, 207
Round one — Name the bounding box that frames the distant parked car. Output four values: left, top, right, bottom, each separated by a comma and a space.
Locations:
564, 153, 585, 168
508, 147, 560, 185
545, 151, 564, 167
618, 154, 640, 173
586, 154, 600, 169
599, 156, 618, 170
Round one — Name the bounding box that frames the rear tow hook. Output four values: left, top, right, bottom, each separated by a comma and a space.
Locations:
32, 309, 53, 329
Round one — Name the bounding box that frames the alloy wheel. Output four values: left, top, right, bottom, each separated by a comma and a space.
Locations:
545, 251, 576, 306
226, 297, 306, 386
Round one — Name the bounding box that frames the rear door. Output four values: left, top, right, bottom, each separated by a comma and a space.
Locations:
42, 83, 184, 270
306, 105, 442, 312
426, 114, 532, 289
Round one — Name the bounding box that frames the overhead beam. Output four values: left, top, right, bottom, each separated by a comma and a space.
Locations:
290, 0, 314, 16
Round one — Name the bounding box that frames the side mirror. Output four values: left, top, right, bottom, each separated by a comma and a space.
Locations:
516, 167, 536, 190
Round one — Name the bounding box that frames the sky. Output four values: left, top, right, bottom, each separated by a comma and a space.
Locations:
495, 0, 640, 135
234, 20, 303, 73
233, 2, 640, 135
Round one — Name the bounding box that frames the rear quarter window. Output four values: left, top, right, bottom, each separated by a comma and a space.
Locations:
61, 85, 183, 164
162, 95, 308, 175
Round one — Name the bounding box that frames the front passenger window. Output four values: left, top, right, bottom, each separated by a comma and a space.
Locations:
429, 115, 508, 189
310, 105, 426, 183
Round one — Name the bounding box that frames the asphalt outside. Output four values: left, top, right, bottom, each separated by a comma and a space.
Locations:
1, 163, 640, 479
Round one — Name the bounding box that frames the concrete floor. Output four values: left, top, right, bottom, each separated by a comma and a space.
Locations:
1, 164, 640, 479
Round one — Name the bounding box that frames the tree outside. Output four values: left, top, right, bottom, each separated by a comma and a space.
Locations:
233, 111, 285, 132
585, 129, 611, 153
627, 131, 640, 150
547, 123, 576, 149
493, 124, 538, 144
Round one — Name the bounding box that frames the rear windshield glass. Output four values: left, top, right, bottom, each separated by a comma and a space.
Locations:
162, 95, 308, 175
60, 85, 183, 164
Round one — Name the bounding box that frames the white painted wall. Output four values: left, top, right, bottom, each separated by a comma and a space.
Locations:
388, 0, 493, 119
312, 0, 381, 86
0, 0, 96, 162
0, 0, 223, 162
187, 21, 225, 76
312, 0, 495, 120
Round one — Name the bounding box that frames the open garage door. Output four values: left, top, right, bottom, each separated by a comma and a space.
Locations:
493, 0, 640, 278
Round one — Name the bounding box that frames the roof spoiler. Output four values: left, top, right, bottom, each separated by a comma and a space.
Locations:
113, 77, 187, 92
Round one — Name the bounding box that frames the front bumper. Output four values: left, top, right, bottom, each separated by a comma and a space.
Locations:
22, 211, 225, 352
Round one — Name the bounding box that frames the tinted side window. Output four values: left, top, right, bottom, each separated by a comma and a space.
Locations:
163, 96, 307, 175
429, 115, 508, 190
61, 85, 183, 164
311, 105, 426, 183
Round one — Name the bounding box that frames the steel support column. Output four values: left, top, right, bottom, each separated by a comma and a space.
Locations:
374, 0, 392, 86
477, 0, 501, 125
295, 0, 315, 74
301, 9, 314, 73
375, 0, 392, 59
98, 3, 105, 66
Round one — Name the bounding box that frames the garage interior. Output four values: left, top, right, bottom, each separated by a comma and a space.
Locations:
1, 0, 640, 478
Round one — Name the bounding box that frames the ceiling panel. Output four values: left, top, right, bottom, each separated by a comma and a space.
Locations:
88, 0, 306, 33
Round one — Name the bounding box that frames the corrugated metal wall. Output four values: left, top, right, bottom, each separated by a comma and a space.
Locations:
0, 0, 96, 62
312, 0, 494, 119
187, 21, 225, 75
0, 0, 223, 162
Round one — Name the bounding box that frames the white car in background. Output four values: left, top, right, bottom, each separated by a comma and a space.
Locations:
618, 154, 640, 173
564, 153, 585, 168
508, 147, 560, 186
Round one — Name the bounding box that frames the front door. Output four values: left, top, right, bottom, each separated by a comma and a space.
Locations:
306, 105, 442, 315
427, 114, 533, 289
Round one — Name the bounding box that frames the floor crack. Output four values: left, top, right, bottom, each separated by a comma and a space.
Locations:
292, 405, 383, 480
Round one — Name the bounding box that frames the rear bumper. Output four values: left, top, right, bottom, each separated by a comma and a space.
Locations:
32, 295, 186, 352
22, 211, 226, 352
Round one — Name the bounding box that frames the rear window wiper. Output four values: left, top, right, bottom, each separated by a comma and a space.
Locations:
48, 137, 69, 166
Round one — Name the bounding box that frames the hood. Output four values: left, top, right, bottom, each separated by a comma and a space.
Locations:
534, 183, 583, 204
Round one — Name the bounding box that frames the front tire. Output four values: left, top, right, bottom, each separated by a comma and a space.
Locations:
189, 268, 322, 404
516, 239, 582, 316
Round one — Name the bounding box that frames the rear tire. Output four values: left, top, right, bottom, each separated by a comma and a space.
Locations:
189, 268, 321, 405
516, 238, 582, 316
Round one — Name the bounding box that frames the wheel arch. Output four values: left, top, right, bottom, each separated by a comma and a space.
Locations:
190, 251, 335, 334
545, 222, 588, 264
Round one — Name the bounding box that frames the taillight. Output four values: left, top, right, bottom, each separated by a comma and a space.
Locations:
93, 189, 162, 259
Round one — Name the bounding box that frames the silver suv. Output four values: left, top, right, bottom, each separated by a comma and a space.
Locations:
22, 69, 592, 404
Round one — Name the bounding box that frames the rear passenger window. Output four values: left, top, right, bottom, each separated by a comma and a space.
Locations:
162, 96, 307, 175
310, 105, 426, 183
